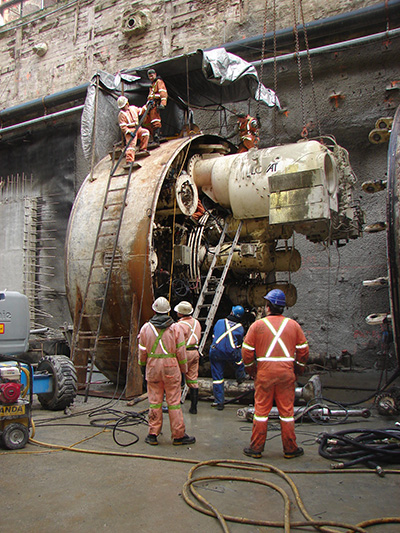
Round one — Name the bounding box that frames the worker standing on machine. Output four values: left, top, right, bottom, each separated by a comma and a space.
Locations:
145, 68, 168, 145
138, 296, 196, 446
117, 96, 150, 164
241, 289, 309, 459
174, 301, 202, 415
227, 112, 259, 152
209, 305, 247, 411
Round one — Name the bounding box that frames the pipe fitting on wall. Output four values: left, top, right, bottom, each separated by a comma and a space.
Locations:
122, 9, 151, 36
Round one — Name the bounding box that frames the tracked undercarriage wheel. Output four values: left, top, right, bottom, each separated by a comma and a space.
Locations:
2, 423, 29, 450
37, 355, 77, 411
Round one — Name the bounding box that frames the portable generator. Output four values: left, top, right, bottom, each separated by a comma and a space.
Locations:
0, 360, 33, 449
0, 290, 32, 450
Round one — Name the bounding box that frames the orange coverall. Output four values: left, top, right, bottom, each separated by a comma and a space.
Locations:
237, 115, 259, 152
177, 316, 202, 389
144, 78, 168, 134
118, 105, 150, 162
242, 315, 309, 454
138, 321, 187, 439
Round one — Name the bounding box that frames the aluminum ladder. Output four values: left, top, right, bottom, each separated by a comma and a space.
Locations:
193, 219, 243, 355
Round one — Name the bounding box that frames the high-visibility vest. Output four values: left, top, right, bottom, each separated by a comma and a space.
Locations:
256, 317, 295, 362
215, 319, 242, 350
180, 319, 199, 350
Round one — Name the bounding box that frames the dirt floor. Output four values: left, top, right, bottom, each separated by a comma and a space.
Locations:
2, 370, 400, 532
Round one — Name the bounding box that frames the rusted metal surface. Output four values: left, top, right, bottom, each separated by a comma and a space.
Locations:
387, 104, 400, 365
65, 136, 202, 383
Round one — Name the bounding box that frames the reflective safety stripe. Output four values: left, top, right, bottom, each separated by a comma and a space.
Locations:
186, 379, 198, 384
149, 403, 162, 409
139, 344, 146, 351
279, 416, 294, 422
138, 361, 146, 366
213, 379, 224, 384
296, 342, 308, 349
178, 359, 188, 365
235, 359, 244, 365
215, 320, 242, 349
148, 353, 176, 359
149, 323, 169, 355
254, 415, 268, 422
261, 317, 293, 360
257, 356, 295, 361
242, 342, 255, 351
168, 404, 182, 410
177, 341, 186, 349
295, 360, 306, 366
244, 362, 255, 367
180, 319, 199, 347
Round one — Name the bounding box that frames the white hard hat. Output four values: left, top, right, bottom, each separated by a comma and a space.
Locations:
174, 301, 193, 315
152, 296, 171, 313
117, 96, 129, 109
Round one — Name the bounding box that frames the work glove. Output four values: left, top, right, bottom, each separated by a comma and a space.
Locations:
294, 360, 306, 376
158, 104, 165, 110
245, 362, 257, 379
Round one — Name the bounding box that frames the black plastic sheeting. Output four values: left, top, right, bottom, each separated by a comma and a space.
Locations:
81, 48, 279, 162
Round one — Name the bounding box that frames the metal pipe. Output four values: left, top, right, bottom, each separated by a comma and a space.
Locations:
0, 84, 88, 123
251, 28, 400, 67
0, 105, 84, 136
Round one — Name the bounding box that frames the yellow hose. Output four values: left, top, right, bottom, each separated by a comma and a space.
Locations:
19, 366, 30, 398
22, 434, 400, 532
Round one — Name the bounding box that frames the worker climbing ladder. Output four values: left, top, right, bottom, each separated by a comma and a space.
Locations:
71, 106, 151, 400
193, 220, 243, 355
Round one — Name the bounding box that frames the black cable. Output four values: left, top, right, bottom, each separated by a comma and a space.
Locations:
318, 428, 400, 471
88, 407, 148, 447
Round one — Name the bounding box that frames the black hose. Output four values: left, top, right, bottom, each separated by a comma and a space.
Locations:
318, 428, 400, 470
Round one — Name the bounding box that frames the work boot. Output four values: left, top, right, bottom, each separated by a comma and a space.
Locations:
284, 447, 304, 459
173, 433, 196, 446
243, 447, 262, 459
145, 434, 158, 446
153, 128, 161, 145
189, 388, 198, 415
211, 402, 224, 411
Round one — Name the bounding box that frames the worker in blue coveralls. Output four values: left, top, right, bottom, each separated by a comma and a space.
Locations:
209, 305, 247, 410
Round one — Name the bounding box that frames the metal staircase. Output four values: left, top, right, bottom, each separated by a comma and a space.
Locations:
71, 108, 150, 400
193, 220, 243, 355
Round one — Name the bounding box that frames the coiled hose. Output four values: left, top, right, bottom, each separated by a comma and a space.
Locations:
318, 428, 400, 471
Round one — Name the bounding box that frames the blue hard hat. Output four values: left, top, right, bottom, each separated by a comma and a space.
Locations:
264, 289, 286, 307
232, 305, 245, 317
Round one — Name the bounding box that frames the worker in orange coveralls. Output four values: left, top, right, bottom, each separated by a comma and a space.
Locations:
117, 95, 150, 164
138, 296, 196, 446
174, 301, 202, 415
241, 289, 309, 459
144, 68, 168, 145
236, 112, 259, 152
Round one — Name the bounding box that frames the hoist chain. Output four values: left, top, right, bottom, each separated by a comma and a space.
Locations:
299, 0, 322, 138
256, 0, 269, 120
272, 0, 278, 144
291, 0, 307, 136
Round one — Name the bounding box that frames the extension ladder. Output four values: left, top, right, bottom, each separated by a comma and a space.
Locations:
193, 220, 243, 355
71, 106, 151, 400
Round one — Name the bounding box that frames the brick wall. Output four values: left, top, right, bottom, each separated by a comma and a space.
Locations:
0, 0, 379, 109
